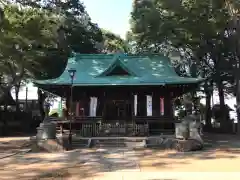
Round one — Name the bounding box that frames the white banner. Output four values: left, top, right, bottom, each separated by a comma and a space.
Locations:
134, 95, 137, 116
89, 97, 97, 117
146, 95, 152, 116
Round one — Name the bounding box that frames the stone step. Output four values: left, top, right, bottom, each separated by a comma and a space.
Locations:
70, 137, 147, 148
94, 139, 125, 143
124, 138, 144, 142
94, 143, 126, 148
92, 138, 146, 148
93, 139, 126, 147
145, 137, 176, 149
145, 137, 203, 152
71, 139, 89, 148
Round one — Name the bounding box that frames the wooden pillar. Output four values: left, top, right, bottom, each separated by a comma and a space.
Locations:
164, 94, 173, 119
78, 100, 84, 116
102, 91, 107, 121
169, 92, 174, 119
76, 102, 79, 117
137, 93, 146, 116
164, 95, 170, 117
131, 93, 135, 122
96, 95, 103, 116
83, 94, 89, 116
170, 99, 173, 119
152, 91, 160, 116
86, 98, 90, 117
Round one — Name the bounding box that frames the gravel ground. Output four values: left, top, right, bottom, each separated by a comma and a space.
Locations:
0, 137, 31, 158
0, 134, 240, 180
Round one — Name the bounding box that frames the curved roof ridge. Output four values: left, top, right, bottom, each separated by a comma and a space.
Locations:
73, 53, 118, 58
96, 53, 137, 77
33, 53, 204, 86
72, 52, 166, 57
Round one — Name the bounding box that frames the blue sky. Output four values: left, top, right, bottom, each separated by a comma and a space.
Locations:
82, 0, 132, 39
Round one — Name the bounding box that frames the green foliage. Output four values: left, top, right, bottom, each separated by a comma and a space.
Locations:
129, 0, 240, 95
129, 0, 240, 129
0, 0, 105, 83
102, 30, 129, 53
130, 0, 230, 68
0, 5, 58, 87
0, 0, 108, 106
212, 104, 232, 122
16, 0, 103, 54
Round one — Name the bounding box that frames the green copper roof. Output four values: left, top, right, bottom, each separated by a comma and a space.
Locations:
34, 53, 204, 86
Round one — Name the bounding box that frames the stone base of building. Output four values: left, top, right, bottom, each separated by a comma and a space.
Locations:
145, 137, 203, 152
59, 135, 203, 152
174, 139, 203, 152
30, 135, 203, 152
30, 137, 67, 152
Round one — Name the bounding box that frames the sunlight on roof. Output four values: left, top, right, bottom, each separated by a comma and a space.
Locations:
153, 73, 162, 77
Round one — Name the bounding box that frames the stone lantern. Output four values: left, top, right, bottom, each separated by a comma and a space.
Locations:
36, 100, 56, 140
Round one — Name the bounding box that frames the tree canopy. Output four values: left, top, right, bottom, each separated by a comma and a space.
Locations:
0, 0, 129, 107
102, 30, 129, 53
129, 0, 240, 131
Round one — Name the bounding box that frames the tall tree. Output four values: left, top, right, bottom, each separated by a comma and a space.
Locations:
130, 0, 234, 130
0, 4, 61, 107
224, 0, 240, 133
5, 0, 104, 119
16, 0, 103, 55
102, 30, 129, 53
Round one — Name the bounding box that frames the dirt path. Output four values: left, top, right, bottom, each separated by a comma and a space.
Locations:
0, 137, 31, 159
0, 134, 240, 179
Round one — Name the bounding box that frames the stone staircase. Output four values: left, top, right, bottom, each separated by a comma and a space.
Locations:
93, 138, 127, 148
69, 137, 147, 149
145, 136, 176, 149
71, 138, 90, 148
123, 138, 146, 148
68, 136, 187, 150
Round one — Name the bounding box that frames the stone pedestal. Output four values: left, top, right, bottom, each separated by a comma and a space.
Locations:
175, 122, 189, 139
189, 121, 203, 144
36, 121, 56, 140
175, 139, 203, 152
174, 114, 204, 151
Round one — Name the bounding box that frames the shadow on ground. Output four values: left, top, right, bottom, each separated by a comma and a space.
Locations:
0, 133, 240, 179
133, 133, 240, 171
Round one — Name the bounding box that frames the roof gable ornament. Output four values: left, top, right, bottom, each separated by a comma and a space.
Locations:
97, 54, 137, 77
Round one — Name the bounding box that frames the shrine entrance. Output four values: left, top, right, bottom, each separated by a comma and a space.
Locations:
105, 99, 132, 122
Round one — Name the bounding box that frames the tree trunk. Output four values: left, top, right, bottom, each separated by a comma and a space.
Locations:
205, 91, 212, 130
14, 84, 20, 112
204, 81, 212, 131
216, 80, 228, 131
37, 88, 45, 121
236, 78, 240, 134
217, 81, 225, 110
226, 2, 240, 134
